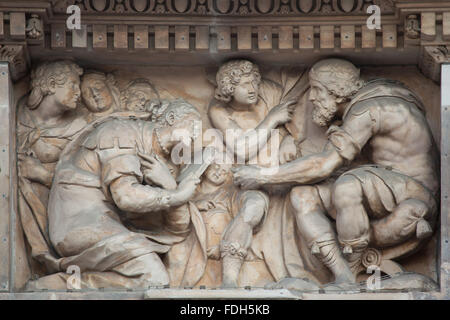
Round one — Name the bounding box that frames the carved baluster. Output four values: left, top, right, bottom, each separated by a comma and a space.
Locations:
175, 26, 190, 51
299, 26, 314, 49
421, 12, 436, 41
382, 24, 397, 48
155, 26, 169, 50
72, 25, 88, 48
237, 26, 252, 51
114, 24, 128, 49
341, 25, 355, 49
93, 25, 108, 49
51, 24, 66, 48
0, 12, 4, 39
278, 26, 293, 50
216, 26, 231, 51
443, 12, 450, 41
10, 12, 26, 40
258, 26, 272, 51
195, 26, 209, 51
362, 25, 376, 49
320, 25, 334, 49
134, 25, 149, 49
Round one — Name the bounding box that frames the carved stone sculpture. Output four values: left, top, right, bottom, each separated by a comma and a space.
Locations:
81, 70, 121, 118
17, 60, 87, 274
208, 59, 311, 287
13, 56, 439, 293
120, 78, 160, 112
26, 99, 203, 289
26, 14, 43, 39
233, 58, 439, 289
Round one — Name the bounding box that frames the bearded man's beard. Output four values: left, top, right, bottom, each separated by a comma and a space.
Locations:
312, 100, 337, 127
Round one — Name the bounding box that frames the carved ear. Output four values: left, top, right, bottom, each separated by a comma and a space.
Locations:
166, 110, 176, 125
47, 77, 56, 94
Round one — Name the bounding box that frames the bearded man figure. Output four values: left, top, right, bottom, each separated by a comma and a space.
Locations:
233, 58, 439, 286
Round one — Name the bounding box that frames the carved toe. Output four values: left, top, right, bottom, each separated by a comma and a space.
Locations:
416, 219, 433, 239
343, 245, 353, 256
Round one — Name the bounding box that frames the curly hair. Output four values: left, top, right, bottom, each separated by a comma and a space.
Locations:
27, 60, 83, 109
82, 70, 117, 89
120, 78, 161, 111
214, 60, 261, 102
309, 58, 364, 100
151, 98, 201, 126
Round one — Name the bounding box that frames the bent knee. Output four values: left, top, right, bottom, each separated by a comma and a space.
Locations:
289, 186, 320, 212
243, 190, 267, 206
333, 175, 362, 209
397, 199, 431, 219
240, 191, 268, 226
140, 253, 170, 286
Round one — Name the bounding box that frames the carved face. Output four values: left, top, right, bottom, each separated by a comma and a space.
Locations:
81, 74, 114, 113
232, 74, 259, 105
169, 113, 202, 147
124, 86, 155, 112
53, 74, 81, 110
205, 163, 231, 186
309, 79, 338, 127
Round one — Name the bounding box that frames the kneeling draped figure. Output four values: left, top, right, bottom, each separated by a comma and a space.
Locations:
28, 99, 202, 289
233, 58, 439, 285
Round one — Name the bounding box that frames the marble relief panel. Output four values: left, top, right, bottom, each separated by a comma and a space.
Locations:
14, 58, 440, 292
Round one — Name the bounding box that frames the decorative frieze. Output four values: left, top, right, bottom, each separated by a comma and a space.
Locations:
52, 0, 395, 16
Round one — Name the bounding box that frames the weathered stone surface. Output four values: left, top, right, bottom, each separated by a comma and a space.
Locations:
7, 58, 439, 296
0, 0, 448, 301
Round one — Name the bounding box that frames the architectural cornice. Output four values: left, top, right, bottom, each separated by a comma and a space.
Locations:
0, 1, 449, 82
0, 44, 29, 81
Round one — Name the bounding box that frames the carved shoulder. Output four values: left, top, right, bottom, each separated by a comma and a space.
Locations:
82, 119, 144, 150
208, 101, 233, 131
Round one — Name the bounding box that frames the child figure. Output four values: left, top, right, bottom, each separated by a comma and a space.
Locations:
194, 162, 234, 261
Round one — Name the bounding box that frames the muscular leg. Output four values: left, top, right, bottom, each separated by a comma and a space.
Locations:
289, 186, 355, 284
371, 198, 434, 248
220, 191, 267, 288
333, 175, 370, 274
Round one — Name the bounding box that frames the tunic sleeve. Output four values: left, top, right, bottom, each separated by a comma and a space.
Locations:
101, 153, 143, 198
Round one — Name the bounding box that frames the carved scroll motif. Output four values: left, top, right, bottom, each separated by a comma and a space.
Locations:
0, 45, 28, 81
419, 46, 450, 82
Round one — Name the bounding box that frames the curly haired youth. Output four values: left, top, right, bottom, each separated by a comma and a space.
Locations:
27, 60, 83, 110
214, 60, 261, 102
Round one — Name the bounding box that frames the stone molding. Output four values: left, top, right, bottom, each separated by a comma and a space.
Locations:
0, 0, 448, 63
0, 44, 28, 81
419, 45, 450, 82
51, 0, 396, 16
